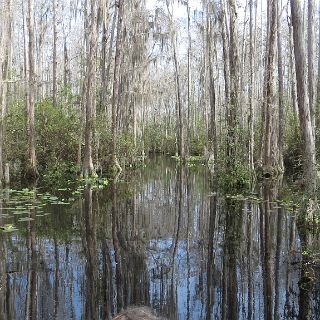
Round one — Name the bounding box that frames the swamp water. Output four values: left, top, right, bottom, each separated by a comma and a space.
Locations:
0, 157, 319, 319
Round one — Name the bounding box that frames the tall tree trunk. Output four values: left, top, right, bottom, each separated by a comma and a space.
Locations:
103, 8, 117, 117
83, 0, 99, 177
165, 1, 184, 159
307, 0, 315, 135
0, 0, 12, 184
317, 5, 320, 126
100, 0, 110, 114
38, 13, 45, 100
248, 0, 254, 170
52, 0, 58, 108
63, 38, 70, 88
219, 2, 230, 113
290, 0, 317, 191
207, 5, 217, 161
262, 0, 278, 172
227, 0, 240, 162
288, 20, 299, 120
26, 0, 38, 179
111, 0, 123, 173
186, 2, 191, 157
277, 0, 285, 170
172, 35, 184, 159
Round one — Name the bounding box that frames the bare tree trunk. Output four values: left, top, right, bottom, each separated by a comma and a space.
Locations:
227, 0, 240, 161
0, 0, 12, 184
77, 0, 89, 170
83, 0, 99, 177
218, 2, 230, 109
248, 0, 254, 170
186, 3, 191, 157
317, 5, 320, 126
52, 0, 57, 108
100, 0, 110, 114
38, 13, 45, 100
290, 0, 317, 191
207, 4, 217, 161
26, 0, 38, 179
103, 8, 117, 117
288, 20, 299, 120
165, 1, 184, 159
277, 0, 285, 170
111, 0, 123, 173
172, 35, 184, 159
307, 0, 315, 134
263, 0, 278, 172
63, 38, 70, 88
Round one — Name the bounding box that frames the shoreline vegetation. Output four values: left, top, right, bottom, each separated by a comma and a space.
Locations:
0, 0, 319, 193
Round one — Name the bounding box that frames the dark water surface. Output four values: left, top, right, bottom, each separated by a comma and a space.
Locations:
0, 157, 319, 319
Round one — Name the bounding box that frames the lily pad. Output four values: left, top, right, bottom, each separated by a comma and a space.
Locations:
0, 224, 18, 232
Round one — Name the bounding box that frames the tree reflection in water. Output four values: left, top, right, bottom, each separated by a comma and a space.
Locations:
0, 157, 319, 319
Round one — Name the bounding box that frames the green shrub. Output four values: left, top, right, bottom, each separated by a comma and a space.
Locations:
283, 111, 302, 180
35, 99, 79, 172
5, 101, 28, 170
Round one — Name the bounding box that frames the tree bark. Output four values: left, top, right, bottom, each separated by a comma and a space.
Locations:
63, 38, 70, 88
111, 0, 123, 173
52, 0, 58, 108
219, 1, 230, 113
207, 4, 217, 160
248, 0, 255, 170
165, 1, 184, 159
0, 0, 12, 184
26, 0, 38, 179
227, 0, 240, 161
83, 0, 99, 177
100, 0, 110, 114
172, 34, 184, 159
277, 0, 285, 170
288, 20, 299, 119
263, 0, 279, 172
290, 0, 317, 191
307, 0, 315, 134
187, 3, 191, 157
315, 5, 320, 127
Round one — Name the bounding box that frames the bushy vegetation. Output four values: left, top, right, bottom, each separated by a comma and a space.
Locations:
5, 100, 79, 182
3, 98, 319, 192
283, 110, 302, 180
4, 100, 212, 184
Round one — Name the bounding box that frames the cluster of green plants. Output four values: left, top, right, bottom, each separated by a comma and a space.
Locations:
6, 94, 247, 187
216, 159, 253, 193
5, 101, 147, 183
283, 111, 302, 180
5, 98, 314, 191
5, 100, 80, 182
214, 129, 254, 193
143, 122, 176, 155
